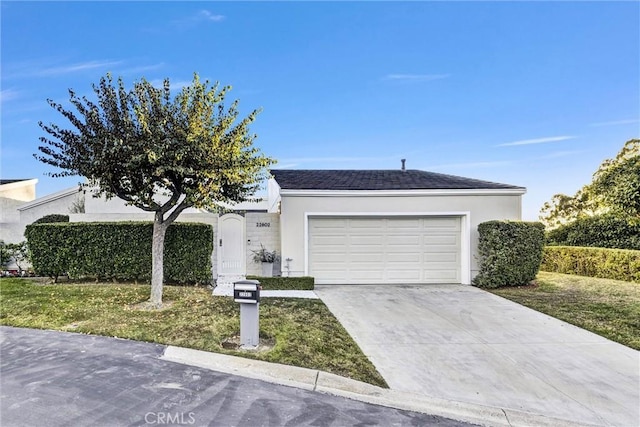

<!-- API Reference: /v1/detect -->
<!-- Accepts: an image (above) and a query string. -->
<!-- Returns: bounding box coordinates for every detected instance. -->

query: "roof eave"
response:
[18,186,81,211]
[278,188,527,196]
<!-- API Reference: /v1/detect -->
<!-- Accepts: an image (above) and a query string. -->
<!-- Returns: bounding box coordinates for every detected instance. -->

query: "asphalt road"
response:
[0,327,471,427]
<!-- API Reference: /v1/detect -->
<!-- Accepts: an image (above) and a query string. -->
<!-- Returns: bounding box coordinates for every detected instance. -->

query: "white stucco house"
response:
[2,166,525,285]
[268,168,525,285]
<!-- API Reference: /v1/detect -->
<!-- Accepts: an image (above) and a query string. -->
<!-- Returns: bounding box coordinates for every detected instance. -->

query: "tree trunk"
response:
[150,216,169,307]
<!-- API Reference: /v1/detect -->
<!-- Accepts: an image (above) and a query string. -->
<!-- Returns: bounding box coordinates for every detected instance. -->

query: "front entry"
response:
[218,214,245,275]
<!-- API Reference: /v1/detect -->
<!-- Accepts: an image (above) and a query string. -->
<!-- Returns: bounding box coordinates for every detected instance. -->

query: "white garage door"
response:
[309,216,461,284]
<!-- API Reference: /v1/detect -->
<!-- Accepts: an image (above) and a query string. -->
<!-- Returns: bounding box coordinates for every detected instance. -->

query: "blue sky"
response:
[1,1,638,220]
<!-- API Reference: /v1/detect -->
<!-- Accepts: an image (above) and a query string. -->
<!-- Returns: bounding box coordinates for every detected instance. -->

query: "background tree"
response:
[539,139,639,228]
[6,242,29,275]
[36,73,273,307]
[590,139,639,219]
[0,241,11,270]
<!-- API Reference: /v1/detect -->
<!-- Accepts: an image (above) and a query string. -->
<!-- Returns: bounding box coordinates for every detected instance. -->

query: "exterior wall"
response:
[85,191,203,215]
[279,193,523,282]
[1,188,79,244]
[244,213,281,276]
[19,192,81,227]
[0,180,37,244]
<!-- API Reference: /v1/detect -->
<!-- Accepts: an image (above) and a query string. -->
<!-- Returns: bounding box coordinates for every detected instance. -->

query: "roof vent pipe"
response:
[401,159,406,171]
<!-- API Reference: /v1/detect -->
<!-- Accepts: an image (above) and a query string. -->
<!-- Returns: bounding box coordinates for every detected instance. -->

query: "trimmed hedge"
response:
[473,221,545,288]
[546,214,640,250]
[246,276,315,290]
[25,222,213,284]
[32,214,69,224]
[541,246,640,283]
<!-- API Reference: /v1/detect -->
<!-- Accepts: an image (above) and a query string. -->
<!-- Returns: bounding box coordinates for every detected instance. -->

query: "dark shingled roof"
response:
[270,169,524,191]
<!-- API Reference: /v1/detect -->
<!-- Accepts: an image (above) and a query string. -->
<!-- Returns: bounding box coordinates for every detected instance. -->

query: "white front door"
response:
[218,214,245,275]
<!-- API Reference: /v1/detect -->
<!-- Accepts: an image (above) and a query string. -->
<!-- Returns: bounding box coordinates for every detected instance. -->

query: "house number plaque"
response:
[256,222,271,228]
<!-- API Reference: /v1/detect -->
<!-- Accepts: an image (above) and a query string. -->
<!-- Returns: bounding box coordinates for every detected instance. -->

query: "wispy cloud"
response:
[384,74,450,82]
[427,160,513,170]
[172,10,225,28]
[497,135,576,147]
[0,89,20,103]
[35,60,123,76]
[590,118,639,127]
[197,10,225,22]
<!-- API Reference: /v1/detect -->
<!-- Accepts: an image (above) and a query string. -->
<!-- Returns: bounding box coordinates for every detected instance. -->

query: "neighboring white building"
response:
[1,179,38,244]
[0,179,83,244]
[2,167,526,285]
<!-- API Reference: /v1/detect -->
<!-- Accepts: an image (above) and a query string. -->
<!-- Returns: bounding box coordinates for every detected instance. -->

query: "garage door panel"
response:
[424,270,460,281]
[350,235,384,245]
[423,217,461,228]
[350,270,385,281]
[313,253,348,263]
[424,253,458,262]
[387,235,420,245]
[350,253,385,263]
[387,253,421,262]
[309,216,462,285]
[387,219,422,229]
[386,269,422,280]
[349,218,385,228]
[423,235,459,245]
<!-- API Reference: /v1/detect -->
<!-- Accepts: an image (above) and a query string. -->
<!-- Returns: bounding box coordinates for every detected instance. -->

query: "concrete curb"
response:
[162,346,595,427]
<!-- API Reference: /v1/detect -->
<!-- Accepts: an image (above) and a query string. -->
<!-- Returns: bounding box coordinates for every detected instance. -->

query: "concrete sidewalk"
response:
[314,284,640,427]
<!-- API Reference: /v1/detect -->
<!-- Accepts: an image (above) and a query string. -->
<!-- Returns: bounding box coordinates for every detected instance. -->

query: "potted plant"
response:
[251,244,280,277]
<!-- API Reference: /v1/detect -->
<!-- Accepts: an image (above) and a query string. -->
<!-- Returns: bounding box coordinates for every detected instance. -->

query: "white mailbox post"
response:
[233,279,261,349]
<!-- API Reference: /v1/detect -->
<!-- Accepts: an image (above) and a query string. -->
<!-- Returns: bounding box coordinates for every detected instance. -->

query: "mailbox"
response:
[234,279,261,349]
[234,280,261,304]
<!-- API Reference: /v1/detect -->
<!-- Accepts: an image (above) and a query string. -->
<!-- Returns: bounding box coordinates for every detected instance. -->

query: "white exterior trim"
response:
[303,211,472,285]
[281,188,526,197]
[18,186,80,211]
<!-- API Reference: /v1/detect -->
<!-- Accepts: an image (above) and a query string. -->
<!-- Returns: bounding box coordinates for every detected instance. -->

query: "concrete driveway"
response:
[315,285,640,427]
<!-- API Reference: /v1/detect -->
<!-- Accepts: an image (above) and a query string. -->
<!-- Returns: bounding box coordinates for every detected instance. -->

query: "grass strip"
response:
[489,271,640,350]
[0,278,387,387]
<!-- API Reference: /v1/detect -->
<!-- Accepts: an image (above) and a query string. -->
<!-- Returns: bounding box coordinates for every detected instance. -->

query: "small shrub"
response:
[246,276,314,290]
[251,244,280,263]
[32,214,69,224]
[546,214,640,250]
[541,246,640,283]
[473,221,545,288]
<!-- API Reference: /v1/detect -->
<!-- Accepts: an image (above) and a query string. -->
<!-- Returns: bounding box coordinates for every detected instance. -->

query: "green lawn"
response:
[0,278,387,387]
[489,271,640,350]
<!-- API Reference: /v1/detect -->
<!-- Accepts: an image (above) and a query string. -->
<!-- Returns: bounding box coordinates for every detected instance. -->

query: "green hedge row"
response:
[33,214,69,224]
[473,221,545,288]
[25,222,213,284]
[541,246,640,283]
[546,214,640,250]
[245,276,315,290]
